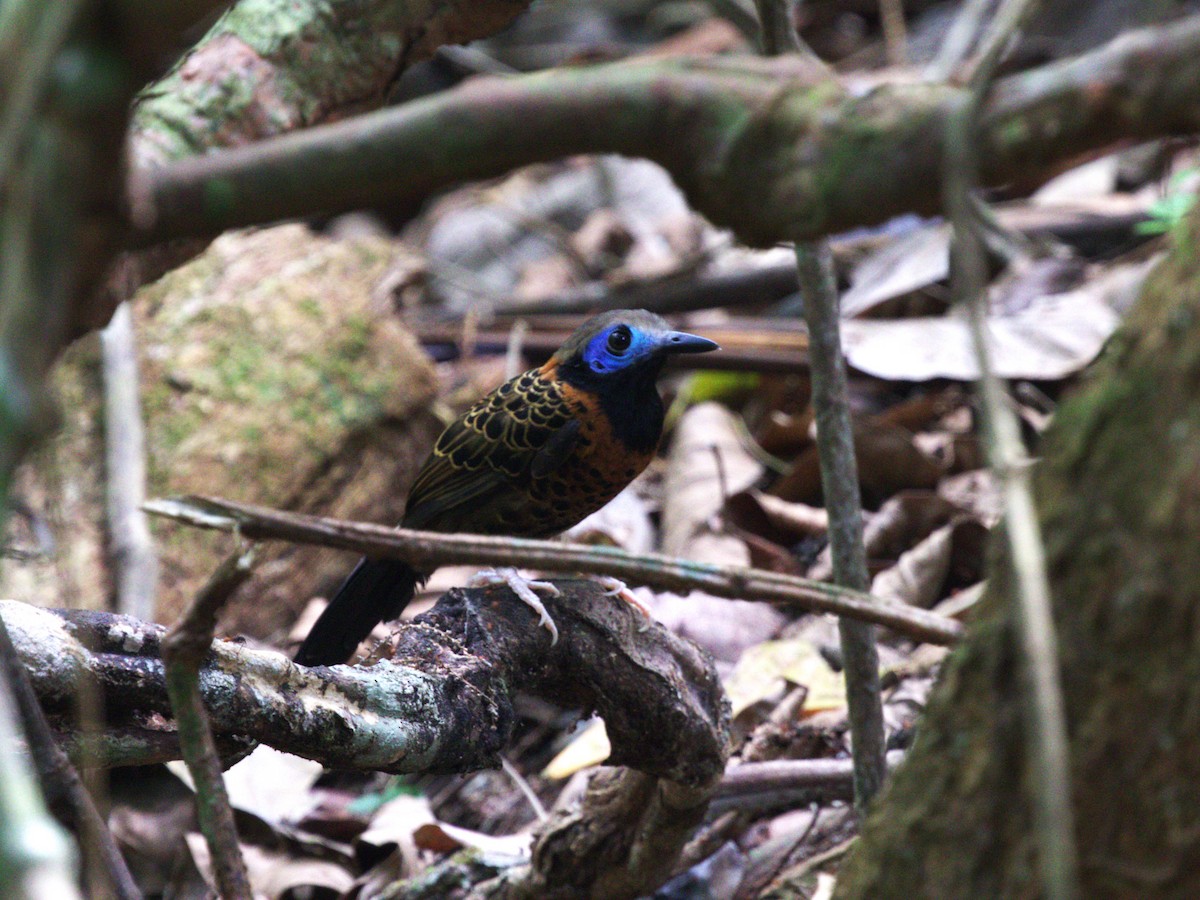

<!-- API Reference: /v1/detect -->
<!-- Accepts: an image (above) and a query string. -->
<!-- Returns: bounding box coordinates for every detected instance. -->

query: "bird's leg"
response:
[468,567,561,644]
[589,575,652,623]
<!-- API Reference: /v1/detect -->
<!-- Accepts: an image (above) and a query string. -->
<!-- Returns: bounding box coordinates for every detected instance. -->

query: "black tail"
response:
[295,558,424,666]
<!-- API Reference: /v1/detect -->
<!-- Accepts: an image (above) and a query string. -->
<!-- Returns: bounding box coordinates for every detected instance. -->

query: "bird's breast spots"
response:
[557,382,600,416]
[549,381,654,487]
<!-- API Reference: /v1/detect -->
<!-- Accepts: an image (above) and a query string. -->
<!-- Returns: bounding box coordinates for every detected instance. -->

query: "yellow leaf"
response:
[542,719,611,779]
[724,639,846,719]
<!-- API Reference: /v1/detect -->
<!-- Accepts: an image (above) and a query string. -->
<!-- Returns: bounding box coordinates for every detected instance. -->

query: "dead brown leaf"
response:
[842,257,1155,381]
[939,469,1003,527]
[772,421,942,509]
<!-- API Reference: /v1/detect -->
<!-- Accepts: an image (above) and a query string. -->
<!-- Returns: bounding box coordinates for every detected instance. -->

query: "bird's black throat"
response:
[557,358,666,454]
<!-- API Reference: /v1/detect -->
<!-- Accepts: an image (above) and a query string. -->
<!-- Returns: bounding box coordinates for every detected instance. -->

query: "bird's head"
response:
[550,309,719,389]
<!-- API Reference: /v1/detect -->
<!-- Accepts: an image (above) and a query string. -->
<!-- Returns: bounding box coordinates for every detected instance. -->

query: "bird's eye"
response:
[606,327,632,355]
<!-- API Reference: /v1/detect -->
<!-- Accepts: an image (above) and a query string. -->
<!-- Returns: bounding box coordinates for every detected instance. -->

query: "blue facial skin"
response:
[582,325,655,373]
[559,318,719,453]
[581,325,718,373]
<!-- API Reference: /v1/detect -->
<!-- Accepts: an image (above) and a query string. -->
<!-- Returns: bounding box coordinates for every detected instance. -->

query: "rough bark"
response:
[7,580,730,897]
[130,0,530,170]
[6,225,441,631]
[485,771,718,900]
[2,581,729,784]
[139,16,1200,250]
[834,199,1200,894]
[93,0,532,337]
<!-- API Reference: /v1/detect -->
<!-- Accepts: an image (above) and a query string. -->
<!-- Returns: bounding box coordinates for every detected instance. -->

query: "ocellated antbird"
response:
[295,309,718,666]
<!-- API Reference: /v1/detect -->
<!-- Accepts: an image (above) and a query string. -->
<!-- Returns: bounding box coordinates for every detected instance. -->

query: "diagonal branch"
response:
[143,495,965,646]
[161,552,256,900]
[97,0,534,337]
[942,0,1079,896]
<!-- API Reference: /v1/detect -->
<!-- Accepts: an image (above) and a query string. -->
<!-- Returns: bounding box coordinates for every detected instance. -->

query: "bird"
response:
[294,309,719,666]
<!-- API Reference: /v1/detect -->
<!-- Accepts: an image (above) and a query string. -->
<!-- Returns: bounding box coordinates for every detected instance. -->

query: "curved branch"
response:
[96,0,532,336]
[1,581,729,785]
[488,771,718,900]
[138,15,1200,249]
[129,0,532,171]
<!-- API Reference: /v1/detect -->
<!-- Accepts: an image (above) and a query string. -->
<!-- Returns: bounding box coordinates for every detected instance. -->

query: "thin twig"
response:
[676,809,746,873]
[717,752,904,801]
[755,0,803,55]
[143,495,965,646]
[941,0,1079,897]
[709,0,764,41]
[161,551,256,899]
[877,0,909,66]
[955,0,1036,86]
[927,0,998,81]
[0,615,140,899]
[766,836,857,893]
[760,0,887,811]
[746,800,823,893]
[101,302,158,622]
[794,243,887,809]
[754,0,830,65]
[501,756,548,822]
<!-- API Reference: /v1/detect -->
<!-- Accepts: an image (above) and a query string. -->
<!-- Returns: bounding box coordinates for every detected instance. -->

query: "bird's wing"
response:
[402,369,580,530]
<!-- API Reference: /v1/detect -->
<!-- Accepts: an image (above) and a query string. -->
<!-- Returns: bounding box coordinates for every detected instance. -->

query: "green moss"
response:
[133,225,436,596]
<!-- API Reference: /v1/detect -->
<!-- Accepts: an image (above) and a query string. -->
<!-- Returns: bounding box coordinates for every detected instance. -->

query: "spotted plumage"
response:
[295,309,718,666]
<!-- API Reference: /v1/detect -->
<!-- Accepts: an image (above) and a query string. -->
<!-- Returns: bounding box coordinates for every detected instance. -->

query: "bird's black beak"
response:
[660,331,720,355]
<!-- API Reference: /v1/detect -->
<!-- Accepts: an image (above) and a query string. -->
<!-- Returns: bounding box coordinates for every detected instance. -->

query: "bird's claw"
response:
[587,574,652,624]
[591,575,626,597]
[468,567,561,645]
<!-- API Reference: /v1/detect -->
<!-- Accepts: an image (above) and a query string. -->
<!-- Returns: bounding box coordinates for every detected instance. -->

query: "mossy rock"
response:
[4,225,440,636]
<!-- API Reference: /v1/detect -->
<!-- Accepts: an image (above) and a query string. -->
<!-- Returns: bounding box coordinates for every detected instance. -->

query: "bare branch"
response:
[101,302,157,621]
[942,0,1080,896]
[715,751,906,806]
[161,552,256,899]
[136,16,1200,250]
[99,0,534,336]
[795,243,886,807]
[144,495,965,646]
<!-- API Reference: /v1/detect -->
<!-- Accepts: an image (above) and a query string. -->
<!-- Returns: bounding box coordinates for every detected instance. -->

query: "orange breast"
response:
[509,379,656,535]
